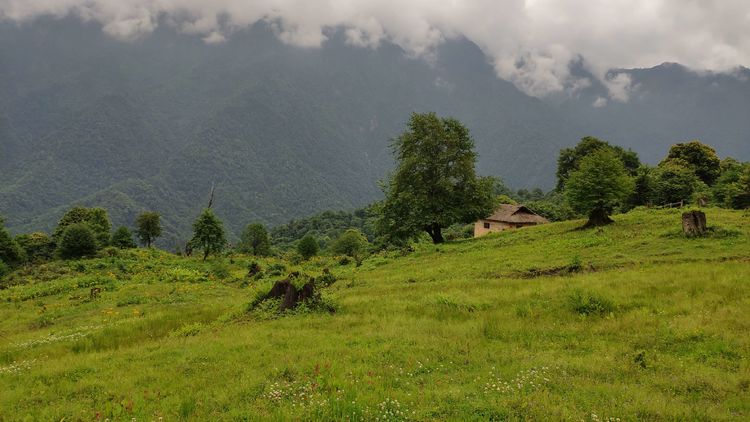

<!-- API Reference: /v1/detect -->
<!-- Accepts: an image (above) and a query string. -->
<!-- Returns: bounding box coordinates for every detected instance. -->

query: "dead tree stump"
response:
[682,210,707,237]
[266,279,317,311]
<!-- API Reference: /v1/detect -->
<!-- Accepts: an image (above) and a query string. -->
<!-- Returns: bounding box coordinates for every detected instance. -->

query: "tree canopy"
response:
[57,223,98,259]
[135,212,162,248]
[189,209,226,261]
[239,223,272,256]
[0,217,25,267]
[53,207,111,248]
[557,136,640,190]
[377,112,496,244]
[111,226,137,249]
[297,234,319,260]
[330,229,369,266]
[660,140,721,185]
[565,149,635,227]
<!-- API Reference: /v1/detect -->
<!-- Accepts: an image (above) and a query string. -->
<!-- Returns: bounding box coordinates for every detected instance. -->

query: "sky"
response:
[1,0,749,102]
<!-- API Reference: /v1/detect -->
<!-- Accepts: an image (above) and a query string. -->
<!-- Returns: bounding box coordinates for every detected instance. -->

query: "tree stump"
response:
[682,210,707,237]
[266,279,317,311]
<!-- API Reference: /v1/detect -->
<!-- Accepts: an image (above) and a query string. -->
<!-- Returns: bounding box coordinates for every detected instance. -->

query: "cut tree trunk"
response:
[682,210,707,237]
[583,208,614,228]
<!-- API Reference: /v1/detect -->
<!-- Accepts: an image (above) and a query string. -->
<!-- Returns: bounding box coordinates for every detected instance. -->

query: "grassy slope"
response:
[1,207,749,420]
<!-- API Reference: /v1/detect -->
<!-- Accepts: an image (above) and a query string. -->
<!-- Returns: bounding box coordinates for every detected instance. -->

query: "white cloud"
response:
[1,0,748,100]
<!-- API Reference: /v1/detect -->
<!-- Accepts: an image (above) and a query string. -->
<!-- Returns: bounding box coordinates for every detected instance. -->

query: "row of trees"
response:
[3,112,748,272]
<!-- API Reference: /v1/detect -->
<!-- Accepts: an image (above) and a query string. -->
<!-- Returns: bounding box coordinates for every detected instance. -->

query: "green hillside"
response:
[1,207,749,420]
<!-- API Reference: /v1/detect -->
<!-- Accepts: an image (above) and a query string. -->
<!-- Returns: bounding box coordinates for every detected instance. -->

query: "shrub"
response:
[297,234,319,260]
[267,263,286,277]
[57,224,98,259]
[239,223,272,256]
[0,219,25,267]
[330,229,369,265]
[568,290,615,316]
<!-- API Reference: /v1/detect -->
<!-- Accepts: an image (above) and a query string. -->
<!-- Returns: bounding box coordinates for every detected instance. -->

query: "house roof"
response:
[482,204,549,224]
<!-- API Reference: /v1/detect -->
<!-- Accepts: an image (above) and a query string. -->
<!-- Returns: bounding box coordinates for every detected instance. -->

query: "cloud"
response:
[1,0,748,100]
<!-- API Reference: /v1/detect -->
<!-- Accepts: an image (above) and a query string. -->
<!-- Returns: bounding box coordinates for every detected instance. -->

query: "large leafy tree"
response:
[15,232,55,263]
[57,223,97,259]
[331,229,369,266]
[53,207,111,248]
[0,217,25,267]
[557,136,640,190]
[377,112,496,244]
[565,149,635,227]
[239,223,272,256]
[111,226,137,249]
[189,209,226,261]
[660,140,721,185]
[135,211,162,248]
[297,234,319,260]
[652,162,701,205]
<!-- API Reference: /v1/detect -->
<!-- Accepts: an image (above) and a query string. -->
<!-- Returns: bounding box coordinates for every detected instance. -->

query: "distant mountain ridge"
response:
[1,18,748,244]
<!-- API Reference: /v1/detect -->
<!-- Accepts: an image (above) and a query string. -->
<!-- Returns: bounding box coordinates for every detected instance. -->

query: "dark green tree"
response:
[331,229,369,266]
[111,226,137,249]
[15,232,55,263]
[189,209,226,261]
[135,211,162,248]
[660,140,721,185]
[377,112,496,244]
[57,223,97,259]
[53,207,111,248]
[565,149,635,227]
[652,162,701,205]
[0,217,26,267]
[557,136,640,190]
[297,234,319,260]
[628,166,656,208]
[239,223,272,256]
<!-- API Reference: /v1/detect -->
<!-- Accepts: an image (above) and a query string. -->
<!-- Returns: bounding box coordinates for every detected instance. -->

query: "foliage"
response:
[57,223,98,259]
[564,149,635,226]
[660,140,721,185]
[52,207,111,249]
[712,159,750,209]
[135,212,162,248]
[330,229,369,266]
[524,192,579,222]
[556,136,640,190]
[271,207,379,251]
[15,232,55,263]
[189,209,227,261]
[652,161,701,205]
[238,223,272,256]
[297,234,319,260]
[111,226,137,249]
[377,112,496,244]
[0,217,25,267]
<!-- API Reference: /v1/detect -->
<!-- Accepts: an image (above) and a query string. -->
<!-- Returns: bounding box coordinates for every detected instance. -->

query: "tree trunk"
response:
[584,208,614,228]
[203,249,209,261]
[682,210,707,237]
[425,223,445,244]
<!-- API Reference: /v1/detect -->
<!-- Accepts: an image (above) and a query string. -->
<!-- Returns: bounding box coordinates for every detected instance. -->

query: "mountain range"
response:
[1,17,748,245]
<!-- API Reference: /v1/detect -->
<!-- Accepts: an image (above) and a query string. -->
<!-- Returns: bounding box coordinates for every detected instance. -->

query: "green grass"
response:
[1,207,749,420]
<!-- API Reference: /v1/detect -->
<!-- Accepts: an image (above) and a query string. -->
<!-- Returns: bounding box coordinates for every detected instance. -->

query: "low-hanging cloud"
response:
[2,0,749,101]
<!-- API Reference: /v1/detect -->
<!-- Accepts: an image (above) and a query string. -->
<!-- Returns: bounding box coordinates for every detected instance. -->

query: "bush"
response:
[0,220,25,267]
[57,223,98,259]
[297,234,319,260]
[330,229,369,265]
[568,290,615,317]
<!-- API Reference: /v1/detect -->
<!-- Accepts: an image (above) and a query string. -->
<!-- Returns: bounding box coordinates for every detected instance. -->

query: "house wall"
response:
[473,220,537,237]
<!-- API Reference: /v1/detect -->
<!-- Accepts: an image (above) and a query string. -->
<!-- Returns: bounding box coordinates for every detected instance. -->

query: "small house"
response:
[474,204,549,237]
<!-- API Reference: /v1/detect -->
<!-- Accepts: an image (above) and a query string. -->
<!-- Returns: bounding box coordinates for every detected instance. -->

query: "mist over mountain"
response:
[1,18,748,244]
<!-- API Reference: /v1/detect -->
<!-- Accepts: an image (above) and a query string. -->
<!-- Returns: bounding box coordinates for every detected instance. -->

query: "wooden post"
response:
[682,210,707,237]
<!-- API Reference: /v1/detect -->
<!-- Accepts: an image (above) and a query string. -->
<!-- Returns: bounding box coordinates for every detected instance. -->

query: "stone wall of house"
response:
[473,220,512,237]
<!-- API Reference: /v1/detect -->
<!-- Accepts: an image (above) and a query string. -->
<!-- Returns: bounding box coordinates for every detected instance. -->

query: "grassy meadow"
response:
[1,207,749,420]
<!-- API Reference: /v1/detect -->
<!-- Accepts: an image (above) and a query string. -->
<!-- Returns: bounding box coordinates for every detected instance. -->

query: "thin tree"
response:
[135,212,162,248]
[189,209,226,261]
